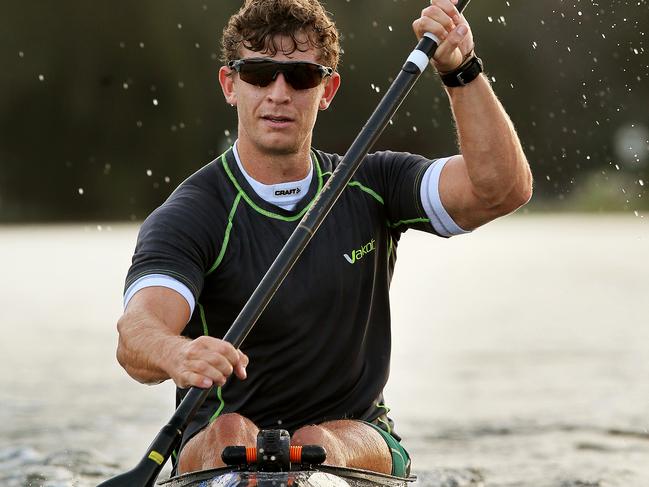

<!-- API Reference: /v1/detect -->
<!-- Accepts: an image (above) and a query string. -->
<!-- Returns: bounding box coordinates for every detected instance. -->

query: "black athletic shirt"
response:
[125,147,441,449]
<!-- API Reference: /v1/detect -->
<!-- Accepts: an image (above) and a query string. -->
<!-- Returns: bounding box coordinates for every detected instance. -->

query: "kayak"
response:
[157,429,415,486]
[157,428,416,486]
[159,464,416,486]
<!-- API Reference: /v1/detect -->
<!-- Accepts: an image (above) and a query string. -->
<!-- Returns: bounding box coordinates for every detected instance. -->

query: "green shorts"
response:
[362,420,411,477]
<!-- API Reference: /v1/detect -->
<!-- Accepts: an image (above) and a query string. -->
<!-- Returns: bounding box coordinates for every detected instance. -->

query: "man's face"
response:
[219,33,340,157]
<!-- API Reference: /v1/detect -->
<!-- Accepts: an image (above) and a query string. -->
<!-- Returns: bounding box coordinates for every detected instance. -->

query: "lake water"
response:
[1,215,648,486]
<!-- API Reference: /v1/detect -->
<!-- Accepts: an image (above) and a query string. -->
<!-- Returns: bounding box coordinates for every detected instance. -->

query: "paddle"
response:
[98,2,472,485]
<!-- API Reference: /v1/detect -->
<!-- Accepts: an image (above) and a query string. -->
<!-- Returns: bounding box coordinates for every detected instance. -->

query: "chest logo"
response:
[274,188,301,197]
[343,239,376,264]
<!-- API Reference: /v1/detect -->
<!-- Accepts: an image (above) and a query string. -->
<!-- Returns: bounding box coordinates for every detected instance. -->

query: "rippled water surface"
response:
[1,215,648,486]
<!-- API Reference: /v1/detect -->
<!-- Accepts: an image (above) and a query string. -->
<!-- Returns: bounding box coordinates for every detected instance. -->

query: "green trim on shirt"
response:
[207,193,242,276]
[388,217,430,228]
[322,171,386,206]
[221,150,323,222]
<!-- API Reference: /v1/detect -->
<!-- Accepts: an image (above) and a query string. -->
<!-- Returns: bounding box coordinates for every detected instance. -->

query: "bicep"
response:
[438,155,502,231]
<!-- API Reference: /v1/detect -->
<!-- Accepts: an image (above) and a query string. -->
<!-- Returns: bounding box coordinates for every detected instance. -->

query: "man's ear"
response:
[319,72,341,110]
[219,66,237,106]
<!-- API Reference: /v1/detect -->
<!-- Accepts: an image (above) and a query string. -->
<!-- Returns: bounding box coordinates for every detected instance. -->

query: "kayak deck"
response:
[159,465,416,486]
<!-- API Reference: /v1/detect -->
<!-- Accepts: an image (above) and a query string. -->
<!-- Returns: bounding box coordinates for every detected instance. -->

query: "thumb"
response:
[434,24,469,72]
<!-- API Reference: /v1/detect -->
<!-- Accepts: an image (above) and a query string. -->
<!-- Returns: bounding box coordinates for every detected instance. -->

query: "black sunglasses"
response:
[227,58,334,90]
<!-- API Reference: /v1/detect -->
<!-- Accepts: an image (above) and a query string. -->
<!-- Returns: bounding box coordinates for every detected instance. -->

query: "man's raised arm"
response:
[414,0,533,231]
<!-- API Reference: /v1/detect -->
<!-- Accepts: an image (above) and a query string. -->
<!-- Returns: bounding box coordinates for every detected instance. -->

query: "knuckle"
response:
[193,360,209,374]
[214,372,227,386]
[222,362,234,376]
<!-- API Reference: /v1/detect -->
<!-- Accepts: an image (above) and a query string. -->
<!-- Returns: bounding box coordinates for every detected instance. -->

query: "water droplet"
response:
[177,23,183,29]
[146,169,153,176]
[18,51,24,58]
[38,74,45,81]
[164,176,171,183]
[123,82,129,90]
[78,188,84,195]
[224,129,231,136]
[153,99,159,106]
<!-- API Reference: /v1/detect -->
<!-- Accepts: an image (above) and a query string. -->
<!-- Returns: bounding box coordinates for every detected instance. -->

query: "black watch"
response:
[440,55,484,87]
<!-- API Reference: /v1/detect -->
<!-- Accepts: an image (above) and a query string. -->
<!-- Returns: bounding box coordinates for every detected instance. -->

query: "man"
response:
[116,0,532,478]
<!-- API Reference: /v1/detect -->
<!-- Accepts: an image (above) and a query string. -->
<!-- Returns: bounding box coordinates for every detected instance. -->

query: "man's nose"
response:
[266,72,292,101]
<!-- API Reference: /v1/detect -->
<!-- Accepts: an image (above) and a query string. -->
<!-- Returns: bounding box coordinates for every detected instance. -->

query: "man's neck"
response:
[235,137,312,184]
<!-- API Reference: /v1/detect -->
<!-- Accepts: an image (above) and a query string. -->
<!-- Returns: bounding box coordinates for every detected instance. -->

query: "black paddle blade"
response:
[97,449,167,487]
[97,464,158,487]
[97,418,184,487]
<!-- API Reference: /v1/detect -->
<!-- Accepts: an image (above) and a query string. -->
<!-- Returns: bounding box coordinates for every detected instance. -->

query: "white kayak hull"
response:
[159,465,416,487]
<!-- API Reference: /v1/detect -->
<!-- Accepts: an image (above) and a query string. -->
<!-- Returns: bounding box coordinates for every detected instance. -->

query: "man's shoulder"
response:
[145,155,237,228]
[172,156,229,197]
[314,149,434,172]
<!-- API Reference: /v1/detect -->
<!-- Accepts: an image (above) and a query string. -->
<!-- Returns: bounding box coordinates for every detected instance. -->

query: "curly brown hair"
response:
[221,0,340,70]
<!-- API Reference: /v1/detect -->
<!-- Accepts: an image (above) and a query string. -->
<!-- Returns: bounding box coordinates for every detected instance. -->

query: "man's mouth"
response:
[262,115,293,123]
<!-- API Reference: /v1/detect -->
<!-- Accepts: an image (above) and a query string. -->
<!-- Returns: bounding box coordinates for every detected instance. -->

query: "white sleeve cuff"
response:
[123,274,196,315]
[420,157,471,237]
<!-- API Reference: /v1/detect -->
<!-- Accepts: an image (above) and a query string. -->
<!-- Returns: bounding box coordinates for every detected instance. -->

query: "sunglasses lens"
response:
[237,61,325,90]
[238,63,277,87]
[285,64,321,90]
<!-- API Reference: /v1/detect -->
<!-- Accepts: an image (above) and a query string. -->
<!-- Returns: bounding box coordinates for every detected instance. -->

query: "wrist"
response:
[439,53,484,87]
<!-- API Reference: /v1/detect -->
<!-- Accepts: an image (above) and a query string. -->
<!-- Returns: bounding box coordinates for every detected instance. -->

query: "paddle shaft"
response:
[98,2,472,485]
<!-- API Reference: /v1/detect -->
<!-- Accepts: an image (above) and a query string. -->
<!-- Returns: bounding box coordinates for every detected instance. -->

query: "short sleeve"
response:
[356,150,437,235]
[124,186,221,301]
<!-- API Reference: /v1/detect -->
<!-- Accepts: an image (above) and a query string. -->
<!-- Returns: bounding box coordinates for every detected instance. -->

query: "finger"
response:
[425,0,461,24]
[413,10,453,41]
[208,353,235,378]
[422,5,457,33]
[235,363,247,380]
[234,350,248,380]
[177,370,219,389]
[238,350,250,367]
[434,23,470,64]
[211,340,241,367]
[189,358,230,386]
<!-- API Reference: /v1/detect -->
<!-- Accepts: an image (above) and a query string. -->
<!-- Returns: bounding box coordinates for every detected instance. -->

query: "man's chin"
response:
[257,137,303,156]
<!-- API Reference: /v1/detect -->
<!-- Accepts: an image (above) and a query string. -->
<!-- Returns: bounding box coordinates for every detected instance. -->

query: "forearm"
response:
[446,74,532,208]
[116,311,188,384]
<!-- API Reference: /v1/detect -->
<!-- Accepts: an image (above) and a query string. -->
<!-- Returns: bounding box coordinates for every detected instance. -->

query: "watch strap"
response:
[440,55,484,87]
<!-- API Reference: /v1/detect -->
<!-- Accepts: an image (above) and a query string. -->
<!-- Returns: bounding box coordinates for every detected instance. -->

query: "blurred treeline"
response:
[1,0,647,222]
